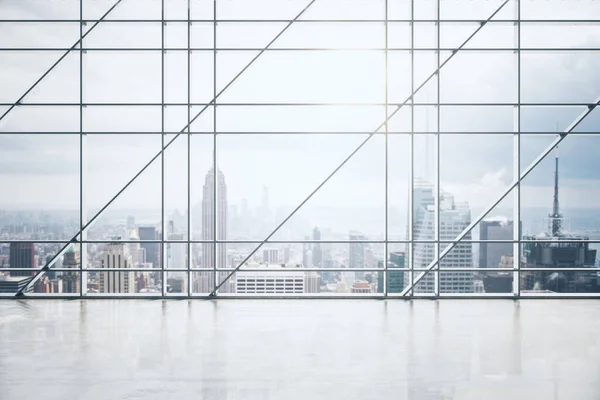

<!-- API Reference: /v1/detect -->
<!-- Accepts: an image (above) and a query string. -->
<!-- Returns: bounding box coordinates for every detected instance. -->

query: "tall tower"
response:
[549,155,563,237]
[201,168,231,292]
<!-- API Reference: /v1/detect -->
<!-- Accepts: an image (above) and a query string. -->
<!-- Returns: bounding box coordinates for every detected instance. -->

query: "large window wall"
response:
[1,0,599,298]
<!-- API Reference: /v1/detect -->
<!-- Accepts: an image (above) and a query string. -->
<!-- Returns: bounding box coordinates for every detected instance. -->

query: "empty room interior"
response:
[1,0,600,399]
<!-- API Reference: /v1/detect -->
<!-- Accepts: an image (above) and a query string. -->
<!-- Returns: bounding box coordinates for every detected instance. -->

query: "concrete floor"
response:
[1,300,599,400]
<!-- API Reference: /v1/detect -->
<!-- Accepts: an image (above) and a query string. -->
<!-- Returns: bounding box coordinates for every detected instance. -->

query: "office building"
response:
[349,231,367,269]
[302,236,311,269]
[236,263,306,294]
[99,241,135,294]
[167,233,186,279]
[61,249,81,294]
[263,248,279,264]
[312,227,322,267]
[0,275,32,293]
[138,226,159,268]
[479,219,514,269]
[351,280,373,294]
[9,242,35,277]
[377,251,406,293]
[407,183,474,293]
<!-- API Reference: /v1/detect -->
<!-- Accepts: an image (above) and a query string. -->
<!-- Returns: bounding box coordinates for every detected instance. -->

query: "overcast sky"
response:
[0,0,599,227]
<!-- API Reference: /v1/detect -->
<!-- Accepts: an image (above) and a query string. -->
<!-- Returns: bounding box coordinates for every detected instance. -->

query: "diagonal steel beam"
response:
[400,98,600,296]
[0,0,124,123]
[16,0,317,296]
[209,0,512,296]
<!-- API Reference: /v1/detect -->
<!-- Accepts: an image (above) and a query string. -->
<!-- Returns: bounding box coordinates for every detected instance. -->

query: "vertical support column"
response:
[79,0,87,297]
[407,0,415,298]
[513,0,521,297]
[383,0,389,297]
[161,0,167,296]
[434,0,441,297]
[212,0,218,294]
[187,0,193,297]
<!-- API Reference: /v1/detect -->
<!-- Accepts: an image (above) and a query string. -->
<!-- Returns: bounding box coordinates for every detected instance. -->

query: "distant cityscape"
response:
[1,156,600,295]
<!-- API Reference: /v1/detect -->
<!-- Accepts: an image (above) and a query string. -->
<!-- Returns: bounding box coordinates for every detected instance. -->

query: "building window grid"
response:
[1,0,599,298]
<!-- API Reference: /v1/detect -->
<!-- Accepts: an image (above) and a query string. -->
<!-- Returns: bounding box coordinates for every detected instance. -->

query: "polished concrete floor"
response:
[1,300,599,400]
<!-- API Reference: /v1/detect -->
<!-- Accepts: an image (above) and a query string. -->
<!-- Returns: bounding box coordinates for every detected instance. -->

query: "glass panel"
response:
[388,23,411,49]
[440,22,516,49]
[521,0,600,21]
[165,52,188,104]
[98,0,162,20]
[388,133,411,243]
[522,23,600,49]
[440,106,514,133]
[2,0,79,20]
[276,23,384,49]
[300,0,385,20]
[0,23,80,48]
[165,134,189,234]
[218,51,385,103]
[217,134,385,241]
[83,51,162,103]
[440,51,517,104]
[84,134,161,240]
[521,134,600,239]
[83,22,161,48]
[0,51,79,103]
[388,0,411,20]
[440,0,516,21]
[521,52,600,104]
[165,22,211,49]
[190,134,215,241]
[0,135,79,233]
[520,106,587,134]
[217,0,313,20]
[216,105,383,133]
[441,134,514,240]
[83,106,161,133]
[190,52,214,105]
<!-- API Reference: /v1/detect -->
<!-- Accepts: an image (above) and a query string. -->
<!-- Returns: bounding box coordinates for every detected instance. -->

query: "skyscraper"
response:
[349,231,367,269]
[9,242,35,277]
[263,248,279,264]
[99,241,135,294]
[167,233,186,279]
[200,168,232,293]
[61,249,81,294]
[302,236,311,268]
[312,227,322,267]
[408,183,474,293]
[479,219,514,269]
[138,226,159,268]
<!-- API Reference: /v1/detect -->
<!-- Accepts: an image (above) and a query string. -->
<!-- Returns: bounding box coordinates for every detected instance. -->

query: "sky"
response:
[0,0,600,231]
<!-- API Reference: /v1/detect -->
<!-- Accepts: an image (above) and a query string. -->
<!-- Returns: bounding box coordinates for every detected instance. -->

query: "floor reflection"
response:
[1,300,599,400]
